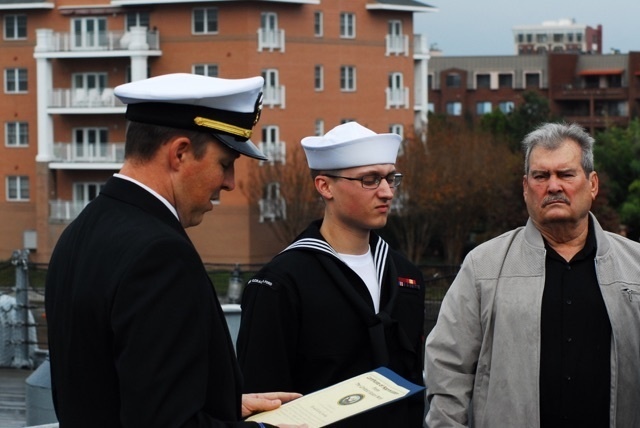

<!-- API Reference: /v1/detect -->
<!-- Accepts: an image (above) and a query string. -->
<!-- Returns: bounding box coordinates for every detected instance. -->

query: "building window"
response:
[476,101,492,115]
[498,101,514,113]
[340,66,356,91]
[314,65,324,91]
[7,176,29,201]
[525,72,540,88]
[262,69,285,108]
[315,119,324,136]
[259,182,286,222]
[6,122,28,147]
[4,14,26,40]
[445,73,461,88]
[427,102,434,113]
[476,74,490,89]
[193,7,218,34]
[73,128,109,160]
[536,33,547,43]
[5,68,27,93]
[340,12,355,38]
[390,124,404,139]
[126,12,150,30]
[72,17,107,49]
[498,73,513,88]
[72,72,107,105]
[314,11,323,37]
[259,125,285,164]
[446,101,462,116]
[74,182,104,206]
[193,64,218,77]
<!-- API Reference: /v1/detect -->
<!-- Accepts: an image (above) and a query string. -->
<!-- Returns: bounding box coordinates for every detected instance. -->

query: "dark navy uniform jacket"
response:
[237,220,426,427]
[46,176,268,428]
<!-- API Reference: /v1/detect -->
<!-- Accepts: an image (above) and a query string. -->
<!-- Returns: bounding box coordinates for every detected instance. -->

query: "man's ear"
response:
[315,175,333,200]
[168,136,191,170]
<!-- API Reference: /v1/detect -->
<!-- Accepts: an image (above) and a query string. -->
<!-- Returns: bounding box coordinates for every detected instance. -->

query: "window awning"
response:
[579,69,624,76]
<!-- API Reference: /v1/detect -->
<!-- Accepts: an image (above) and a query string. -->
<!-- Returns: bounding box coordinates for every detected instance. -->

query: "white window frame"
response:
[71,17,107,49]
[73,127,109,160]
[193,7,218,34]
[4,14,26,40]
[315,119,324,136]
[193,64,218,77]
[499,101,515,114]
[259,182,286,222]
[476,101,492,115]
[6,175,29,201]
[125,12,150,31]
[314,11,323,37]
[340,12,355,39]
[390,124,404,139]
[446,101,462,116]
[5,68,27,93]
[314,65,324,91]
[73,182,104,206]
[340,66,356,92]
[6,122,28,147]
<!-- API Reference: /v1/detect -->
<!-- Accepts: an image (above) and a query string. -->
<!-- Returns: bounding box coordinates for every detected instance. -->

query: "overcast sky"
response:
[413,0,640,56]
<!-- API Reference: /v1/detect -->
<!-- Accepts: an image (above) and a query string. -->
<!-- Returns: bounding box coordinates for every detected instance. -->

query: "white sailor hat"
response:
[301,122,401,170]
[114,73,267,160]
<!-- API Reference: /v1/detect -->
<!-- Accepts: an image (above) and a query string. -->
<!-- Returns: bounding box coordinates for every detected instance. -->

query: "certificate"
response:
[246,367,424,427]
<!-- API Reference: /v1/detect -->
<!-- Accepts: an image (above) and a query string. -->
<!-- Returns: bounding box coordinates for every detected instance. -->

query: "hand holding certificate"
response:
[246,367,424,427]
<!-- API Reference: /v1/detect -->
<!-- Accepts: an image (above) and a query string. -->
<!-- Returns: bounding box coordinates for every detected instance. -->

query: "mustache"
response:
[542,194,570,207]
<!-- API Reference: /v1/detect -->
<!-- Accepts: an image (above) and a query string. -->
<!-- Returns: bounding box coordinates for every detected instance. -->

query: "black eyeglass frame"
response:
[322,172,403,189]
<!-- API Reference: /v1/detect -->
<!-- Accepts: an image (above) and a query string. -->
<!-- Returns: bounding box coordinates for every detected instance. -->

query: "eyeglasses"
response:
[322,173,403,189]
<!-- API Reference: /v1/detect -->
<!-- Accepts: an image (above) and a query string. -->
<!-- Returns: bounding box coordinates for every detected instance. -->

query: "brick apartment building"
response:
[428,51,640,134]
[0,0,435,265]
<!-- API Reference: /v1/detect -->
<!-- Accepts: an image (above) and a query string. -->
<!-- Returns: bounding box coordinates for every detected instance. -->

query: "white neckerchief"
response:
[113,173,179,220]
[339,247,380,313]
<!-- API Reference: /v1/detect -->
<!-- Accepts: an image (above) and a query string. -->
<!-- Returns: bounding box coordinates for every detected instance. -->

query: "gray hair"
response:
[522,122,595,175]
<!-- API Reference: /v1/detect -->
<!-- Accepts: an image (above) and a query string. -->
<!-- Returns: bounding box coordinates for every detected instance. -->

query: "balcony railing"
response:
[413,34,429,56]
[49,88,125,109]
[386,87,409,109]
[257,28,285,52]
[49,200,87,221]
[258,141,286,164]
[386,34,409,56]
[263,85,285,108]
[35,27,159,53]
[258,197,286,222]
[552,84,628,99]
[52,143,125,163]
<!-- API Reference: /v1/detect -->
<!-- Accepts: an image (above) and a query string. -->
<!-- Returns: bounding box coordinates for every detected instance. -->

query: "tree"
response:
[389,118,525,265]
[244,146,324,246]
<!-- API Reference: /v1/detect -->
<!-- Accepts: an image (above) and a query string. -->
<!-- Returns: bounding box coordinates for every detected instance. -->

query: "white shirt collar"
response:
[113,173,179,220]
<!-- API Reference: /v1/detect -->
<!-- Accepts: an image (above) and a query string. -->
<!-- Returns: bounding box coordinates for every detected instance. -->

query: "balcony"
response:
[48,88,125,113]
[386,87,409,109]
[263,85,286,108]
[52,142,124,163]
[34,27,160,58]
[257,28,285,52]
[413,34,430,57]
[552,84,628,100]
[386,34,408,56]
[49,200,86,221]
[259,141,286,165]
[258,197,286,222]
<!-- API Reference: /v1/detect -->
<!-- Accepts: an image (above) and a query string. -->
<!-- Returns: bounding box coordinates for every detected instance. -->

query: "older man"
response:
[425,122,640,427]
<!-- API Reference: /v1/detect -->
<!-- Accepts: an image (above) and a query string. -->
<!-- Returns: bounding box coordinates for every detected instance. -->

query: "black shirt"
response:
[540,219,612,427]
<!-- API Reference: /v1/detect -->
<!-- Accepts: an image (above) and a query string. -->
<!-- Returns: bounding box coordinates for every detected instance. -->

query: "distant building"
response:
[513,19,603,55]
[428,51,640,134]
[0,0,436,265]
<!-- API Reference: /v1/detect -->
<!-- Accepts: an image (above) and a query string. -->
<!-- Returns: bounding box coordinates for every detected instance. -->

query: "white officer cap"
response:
[301,122,401,170]
[114,73,267,160]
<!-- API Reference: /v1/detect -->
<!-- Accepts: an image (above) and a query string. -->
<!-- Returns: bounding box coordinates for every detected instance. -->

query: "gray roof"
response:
[368,0,437,12]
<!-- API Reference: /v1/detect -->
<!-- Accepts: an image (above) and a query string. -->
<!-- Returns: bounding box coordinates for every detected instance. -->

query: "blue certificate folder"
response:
[373,366,425,398]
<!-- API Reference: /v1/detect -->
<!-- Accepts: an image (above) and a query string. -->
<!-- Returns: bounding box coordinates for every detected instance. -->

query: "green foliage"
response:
[480,91,556,152]
[593,119,640,238]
